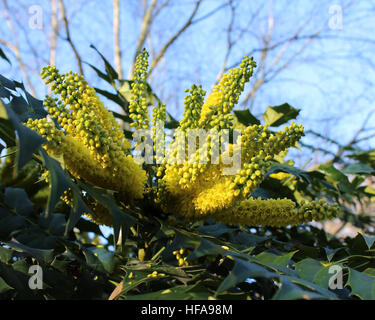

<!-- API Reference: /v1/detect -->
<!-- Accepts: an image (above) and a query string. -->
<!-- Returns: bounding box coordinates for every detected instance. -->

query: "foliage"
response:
[0,47,375,300]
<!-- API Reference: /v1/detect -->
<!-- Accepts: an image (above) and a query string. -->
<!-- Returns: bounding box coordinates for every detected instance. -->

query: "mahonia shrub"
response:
[25,49,339,228]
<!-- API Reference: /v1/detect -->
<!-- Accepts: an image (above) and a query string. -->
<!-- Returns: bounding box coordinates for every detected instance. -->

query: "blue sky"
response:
[1,0,375,165]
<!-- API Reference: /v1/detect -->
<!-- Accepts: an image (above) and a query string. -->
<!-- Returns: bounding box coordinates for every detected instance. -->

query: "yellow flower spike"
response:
[199,56,256,129]
[27,65,148,225]
[129,49,150,130]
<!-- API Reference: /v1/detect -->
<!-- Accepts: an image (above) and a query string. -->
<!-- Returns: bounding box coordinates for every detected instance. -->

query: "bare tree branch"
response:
[129,0,158,77]
[49,0,59,66]
[1,0,36,95]
[58,0,84,75]
[331,107,375,163]
[148,0,202,76]
[113,0,123,78]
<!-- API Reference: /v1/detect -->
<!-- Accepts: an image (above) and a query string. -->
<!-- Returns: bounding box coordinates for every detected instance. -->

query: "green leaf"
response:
[267,163,312,184]
[37,213,66,236]
[233,109,260,126]
[0,276,13,294]
[0,47,11,65]
[272,277,327,300]
[123,282,212,300]
[263,103,300,127]
[40,149,72,216]
[110,110,132,123]
[0,261,38,298]
[4,188,33,216]
[197,223,236,238]
[324,247,343,262]
[358,233,375,250]
[0,74,16,90]
[0,117,16,147]
[77,181,135,245]
[94,87,129,113]
[1,102,44,169]
[0,247,12,263]
[217,258,277,294]
[256,251,297,268]
[347,268,375,300]
[89,247,115,273]
[318,164,353,193]
[231,232,269,247]
[165,112,179,129]
[187,239,226,261]
[86,63,112,83]
[40,149,90,232]
[119,80,156,107]
[294,258,333,288]
[90,44,118,83]
[342,163,375,175]
[0,215,27,238]
[5,240,54,264]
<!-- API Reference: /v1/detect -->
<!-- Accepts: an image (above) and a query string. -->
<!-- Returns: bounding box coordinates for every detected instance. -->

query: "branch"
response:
[148,0,202,76]
[49,0,59,66]
[331,107,375,164]
[1,0,36,95]
[215,0,235,83]
[58,0,84,75]
[113,0,123,78]
[129,0,158,77]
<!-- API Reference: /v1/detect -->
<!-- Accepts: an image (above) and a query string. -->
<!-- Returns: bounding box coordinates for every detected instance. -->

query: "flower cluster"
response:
[214,197,339,227]
[172,248,189,267]
[129,49,150,130]
[199,56,255,130]
[30,50,339,228]
[26,66,147,224]
[152,55,338,226]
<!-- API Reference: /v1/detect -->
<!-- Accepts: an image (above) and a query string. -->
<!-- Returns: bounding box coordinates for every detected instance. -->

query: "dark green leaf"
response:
[0,247,12,263]
[0,276,13,294]
[234,109,260,126]
[342,163,375,175]
[256,251,297,268]
[318,164,353,193]
[89,247,114,273]
[1,101,44,169]
[0,47,11,65]
[217,258,277,293]
[197,223,236,237]
[0,74,16,91]
[4,188,33,216]
[272,277,327,300]
[294,258,332,288]
[263,103,300,127]
[90,44,118,82]
[347,268,375,300]
[5,240,54,264]
[77,181,135,245]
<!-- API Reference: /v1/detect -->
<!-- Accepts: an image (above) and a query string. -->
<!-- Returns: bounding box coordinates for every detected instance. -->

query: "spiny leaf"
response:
[0,47,11,65]
[1,101,44,169]
[263,103,300,127]
[234,109,260,126]
[217,258,277,294]
[347,268,375,300]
